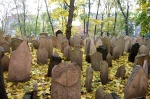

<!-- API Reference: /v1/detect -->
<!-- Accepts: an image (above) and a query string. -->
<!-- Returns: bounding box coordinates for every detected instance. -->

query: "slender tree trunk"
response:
[84,19,86,34]
[113,9,117,32]
[44,0,54,35]
[65,0,75,40]
[94,0,100,35]
[22,0,26,36]
[42,20,45,32]
[101,14,104,36]
[86,0,91,34]
[14,0,22,35]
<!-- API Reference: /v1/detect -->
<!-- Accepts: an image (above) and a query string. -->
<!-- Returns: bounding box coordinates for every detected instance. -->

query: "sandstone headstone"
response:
[51,62,81,99]
[2,42,10,53]
[47,55,62,77]
[106,53,112,67]
[1,55,9,71]
[56,34,64,50]
[52,36,57,48]
[128,43,140,62]
[85,67,93,92]
[8,41,32,82]
[103,93,113,99]
[124,65,148,99]
[115,65,126,79]
[115,36,125,55]
[39,37,53,58]
[113,47,121,60]
[4,35,11,43]
[70,49,83,70]
[63,45,71,61]
[0,30,3,42]
[97,45,108,60]
[84,38,90,55]
[124,39,131,52]
[146,39,150,50]
[100,61,109,85]
[0,46,4,60]
[95,38,103,48]
[40,32,48,37]
[95,86,105,99]
[111,92,120,99]
[138,45,149,55]
[89,37,96,55]
[36,47,48,64]
[30,40,39,49]
[73,35,81,47]
[11,38,23,51]
[91,52,103,71]
[143,60,148,77]
[61,40,69,52]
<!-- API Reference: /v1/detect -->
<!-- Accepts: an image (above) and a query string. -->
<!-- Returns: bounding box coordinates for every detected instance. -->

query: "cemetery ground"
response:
[3,47,150,99]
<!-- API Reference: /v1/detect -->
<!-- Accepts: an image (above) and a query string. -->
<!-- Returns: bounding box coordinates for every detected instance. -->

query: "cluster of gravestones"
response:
[0,29,149,99]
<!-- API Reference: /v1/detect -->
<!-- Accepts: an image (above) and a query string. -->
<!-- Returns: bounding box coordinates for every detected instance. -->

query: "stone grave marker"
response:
[70,49,83,70]
[143,60,148,77]
[73,35,81,47]
[8,41,32,82]
[36,47,48,64]
[103,93,113,99]
[1,55,9,72]
[4,35,11,43]
[124,39,131,52]
[138,45,149,55]
[113,47,121,60]
[0,30,3,42]
[128,43,140,62]
[100,61,109,85]
[85,67,93,92]
[97,45,108,60]
[39,32,48,37]
[63,45,71,61]
[51,62,81,99]
[95,86,105,99]
[11,38,23,51]
[106,53,112,67]
[146,39,150,50]
[116,36,125,55]
[47,54,62,77]
[56,34,64,50]
[137,37,146,46]
[124,65,148,99]
[95,38,103,48]
[84,38,91,55]
[0,46,4,60]
[91,52,103,71]
[2,42,10,53]
[89,37,96,55]
[39,37,53,58]
[61,39,69,53]
[115,65,126,79]
[30,40,39,49]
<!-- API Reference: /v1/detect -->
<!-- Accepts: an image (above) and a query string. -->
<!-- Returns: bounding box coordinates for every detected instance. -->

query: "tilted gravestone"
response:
[95,86,105,99]
[2,42,10,53]
[39,37,53,58]
[89,37,96,55]
[1,55,10,72]
[8,41,32,82]
[47,55,62,77]
[128,43,140,62]
[51,62,81,99]
[134,54,150,73]
[11,38,23,51]
[124,65,148,99]
[115,65,126,79]
[85,67,93,92]
[36,47,48,64]
[91,52,103,71]
[113,47,121,60]
[95,38,103,48]
[138,45,149,55]
[106,53,112,67]
[103,93,113,99]
[124,39,131,52]
[30,40,39,49]
[70,49,83,70]
[39,32,48,37]
[63,45,71,61]
[84,38,91,55]
[143,60,148,77]
[56,34,64,50]
[97,45,108,60]
[100,61,109,85]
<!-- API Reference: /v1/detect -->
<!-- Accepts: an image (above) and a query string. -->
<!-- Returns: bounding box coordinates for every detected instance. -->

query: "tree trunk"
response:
[84,19,86,34]
[44,0,54,35]
[86,0,91,34]
[65,0,75,40]
[22,0,26,36]
[113,9,117,32]
[94,0,100,35]
[101,14,104,36]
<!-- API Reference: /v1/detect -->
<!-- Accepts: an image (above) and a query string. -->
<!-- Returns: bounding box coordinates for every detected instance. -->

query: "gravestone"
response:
[95,38,103,48]
[102,36,112,54]
[146,39,150,50]
[73,35,81,47]
[84,38,91,55]
[4,35,11,43]
[40,32,48,37]
[113,47,121,60]
[0,47,4,60]
[69,37,74,47]
[124,65,148,99]
[134,54,150,73]
[56,34,64,50]
[63,45,71,61]
[85,54,91,63]
[91,52,103,71]
[2,42,10,53]
[39,37,53,58]
[8,41,32,82]
[11,38,23,51]
[103,93,113,99]
[111,92,120,99]
[51,62,81,99]
[115,36,125,55]
[100,61,109,85]
[47,55,62,77]
[97,45,108,60]
[70,49,83,70]
[143,60,148,77]
[61,40,69,53]
[115,65,126,79]
[89,37,96,55]
[55,30,63,37]
[85,67,93,92]
[106,53,112,67]
[124,39,131,52]
[128,43,140,62]
[36,47,48,64]
[95,86,105,99]
[1,55,10,71]
[137,37,146,46]
[52,36,57,48]
[138,45,149,55]
[0,30,3,42]
[30,40,39,49]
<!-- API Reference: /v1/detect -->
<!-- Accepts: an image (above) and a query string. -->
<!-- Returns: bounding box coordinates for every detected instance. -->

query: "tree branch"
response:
[117,0,126,18]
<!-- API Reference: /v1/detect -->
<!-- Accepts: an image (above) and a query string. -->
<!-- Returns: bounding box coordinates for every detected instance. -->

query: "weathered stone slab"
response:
[2,42,10,53]
[106,53,112,67]
[124,65,148,99]
[85,67,93,92]
[11,38,23,51]
[70,49,83,70]
[95,86,105,99]
[113,47,121,60]
[30,40,39,49]
[51,62,81,99]
[143,60,148,77]
[97,45,108,60]
[8,41,32,82]
[84,38,90,55]
[115,65,126,79]
[36,47,48,64]
[91,52,103,71]
[63,45,71,61]
[40,32,48,37]
[1,55,9,72]
[0,46,4,60]
[138,45,149,55]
